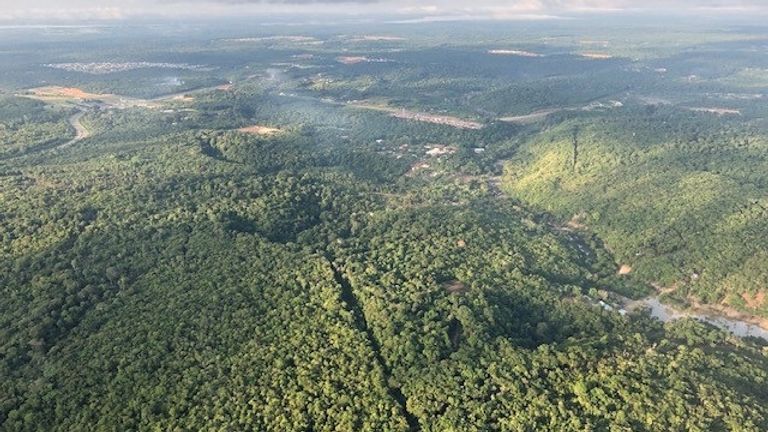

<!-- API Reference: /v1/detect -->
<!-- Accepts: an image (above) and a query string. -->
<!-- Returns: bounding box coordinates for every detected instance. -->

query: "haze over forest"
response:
[1,1,768,431]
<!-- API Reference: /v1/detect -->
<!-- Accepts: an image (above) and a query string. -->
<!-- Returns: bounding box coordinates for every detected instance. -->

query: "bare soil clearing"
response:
[406,162,431,176]
[488,49,543,57]
[226,36,316,43]
[425,145,457,156]
[336,56,392,65]
[23,84,227,109]
[579,52,614,59]
[27,86,101,100]
[351,35,405,42]
[580,40,610,47]
[565,213,587,230]
[443,280,468,295]
[618,265,632,275]
[499,109,562,124]
[349,101,483,130]
[237,125,282,135]
[691,298,768,333]
[499,99,624,124]
[337,56,368,65]
[742,291,766,309]
[22,86,163,109]
[391,110,483,129]
[686,107,742,116]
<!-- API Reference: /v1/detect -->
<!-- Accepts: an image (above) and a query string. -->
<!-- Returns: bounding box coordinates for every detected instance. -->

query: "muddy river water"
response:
[631,297,768,341]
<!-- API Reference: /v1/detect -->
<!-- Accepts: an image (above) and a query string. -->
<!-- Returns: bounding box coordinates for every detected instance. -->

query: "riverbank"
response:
[621,295,768,341]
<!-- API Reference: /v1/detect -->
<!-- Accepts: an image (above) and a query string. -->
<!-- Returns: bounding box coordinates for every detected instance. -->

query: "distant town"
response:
[44,62,213,74]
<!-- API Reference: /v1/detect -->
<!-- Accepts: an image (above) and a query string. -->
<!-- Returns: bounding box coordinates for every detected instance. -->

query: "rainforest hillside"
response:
[1,19,768,431]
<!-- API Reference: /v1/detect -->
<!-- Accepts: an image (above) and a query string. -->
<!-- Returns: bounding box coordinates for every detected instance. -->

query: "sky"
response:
[0,0,766,23]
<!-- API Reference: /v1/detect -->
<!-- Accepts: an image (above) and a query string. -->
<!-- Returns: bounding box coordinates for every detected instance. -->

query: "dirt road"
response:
[58,110,90,150]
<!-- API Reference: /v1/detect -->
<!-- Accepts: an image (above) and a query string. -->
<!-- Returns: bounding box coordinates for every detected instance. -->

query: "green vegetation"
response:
[2,18,768,431]
[503,107,768,315]
[0,97,72,158]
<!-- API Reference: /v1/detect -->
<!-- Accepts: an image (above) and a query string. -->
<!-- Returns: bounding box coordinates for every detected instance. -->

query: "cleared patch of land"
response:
[349,101,484,129]
[277,92,483,129]
[443,280,468,295]
[44,62,211,75]
[742,291,766,310]
[237,125,282,135]
[565,213,587,230]
[27,86,101,100]
[618,265,632,275]
[579,52,613,59]
[579,40,610,47]
[616,293,768,338]
[499,109,561,124]
[336,56,392,65]
[21,84,225,109]
[499,100,624,124]
[350,35,405,42]
[225,36,316,43]
[21,86,162,109]
[425,145,457,156]
[686,107,742,116]
[488,49,543,57]
[391,110,483,129]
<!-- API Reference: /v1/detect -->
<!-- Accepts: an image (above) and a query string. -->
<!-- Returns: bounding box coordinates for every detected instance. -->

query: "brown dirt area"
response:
[618,265,632,275]
[22,86,163,109]
[337,56,370,65]
[349,101,483,130]
[692,297,768,330]
[580,52,613,59]
[443,280,468,295]
[237,125,282,135]
[741,291,766,309]
[27,86,105,100]
[653,284,768,331]
[565,213,587,230]
[651,283,679,295]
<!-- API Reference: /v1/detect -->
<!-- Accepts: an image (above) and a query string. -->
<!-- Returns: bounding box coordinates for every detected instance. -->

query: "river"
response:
[627,296,768,341]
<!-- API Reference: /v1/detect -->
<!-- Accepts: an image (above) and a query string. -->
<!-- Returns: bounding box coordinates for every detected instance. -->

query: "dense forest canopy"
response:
[1,17,768,431]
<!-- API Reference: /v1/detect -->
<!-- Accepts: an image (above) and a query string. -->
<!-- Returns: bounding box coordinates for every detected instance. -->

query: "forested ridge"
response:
[503,106,768,315]
[2,20,768,431]
[3,92,768,431]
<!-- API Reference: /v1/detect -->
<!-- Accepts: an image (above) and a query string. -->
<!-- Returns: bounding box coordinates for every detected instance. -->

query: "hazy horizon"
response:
[1,0,767,23]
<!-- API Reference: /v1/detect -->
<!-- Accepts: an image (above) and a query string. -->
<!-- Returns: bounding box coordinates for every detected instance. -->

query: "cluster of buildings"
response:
[44,62,212,75]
